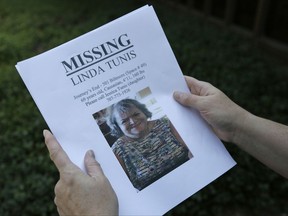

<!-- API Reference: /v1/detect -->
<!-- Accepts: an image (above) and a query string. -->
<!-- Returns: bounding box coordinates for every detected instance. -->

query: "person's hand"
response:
[173,76,248,143]
[43,130,118,216]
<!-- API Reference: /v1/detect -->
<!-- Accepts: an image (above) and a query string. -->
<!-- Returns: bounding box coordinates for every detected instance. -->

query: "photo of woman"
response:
[104,98,193,191]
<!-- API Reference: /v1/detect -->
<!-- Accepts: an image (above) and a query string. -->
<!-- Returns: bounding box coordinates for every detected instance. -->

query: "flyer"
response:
[16,5,236,215]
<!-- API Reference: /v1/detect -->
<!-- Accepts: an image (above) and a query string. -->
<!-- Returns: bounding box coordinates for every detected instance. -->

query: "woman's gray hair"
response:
[106,98,152,137]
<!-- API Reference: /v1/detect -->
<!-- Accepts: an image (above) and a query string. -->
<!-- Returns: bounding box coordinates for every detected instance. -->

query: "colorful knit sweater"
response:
[112,117,190,191]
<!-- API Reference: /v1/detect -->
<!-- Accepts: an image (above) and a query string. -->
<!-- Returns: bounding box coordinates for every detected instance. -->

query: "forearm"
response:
[232,111,288,178]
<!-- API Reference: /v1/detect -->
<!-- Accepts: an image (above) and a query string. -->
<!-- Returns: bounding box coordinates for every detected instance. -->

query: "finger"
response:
[54,194,63,215]
[56,206,65,216]
[173,91,201,109]
[43,129,73,172]
[184,76,214,96]
[84,150,105,178]
[54,196,58,207]
[184,76,202,95]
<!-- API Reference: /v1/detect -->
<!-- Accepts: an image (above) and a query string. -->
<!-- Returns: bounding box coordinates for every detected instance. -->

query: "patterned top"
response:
[112,117,190,191]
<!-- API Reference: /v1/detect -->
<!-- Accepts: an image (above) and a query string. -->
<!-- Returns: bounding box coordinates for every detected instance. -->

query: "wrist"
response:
[230,107,253,145]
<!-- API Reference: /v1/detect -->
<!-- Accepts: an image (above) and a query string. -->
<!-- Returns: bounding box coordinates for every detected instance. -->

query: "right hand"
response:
[43,130,119,216]
[173,76,248,143]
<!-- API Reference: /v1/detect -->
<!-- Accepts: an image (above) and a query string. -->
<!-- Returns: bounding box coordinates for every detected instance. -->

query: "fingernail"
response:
[88,150,95,158]
[173,91,181,100]
[43,129,47,137]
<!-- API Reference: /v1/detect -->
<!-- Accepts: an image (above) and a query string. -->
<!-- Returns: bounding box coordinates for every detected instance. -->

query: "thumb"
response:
[84,150,105,178]
[173,91,201,110]
[43,129,75,173]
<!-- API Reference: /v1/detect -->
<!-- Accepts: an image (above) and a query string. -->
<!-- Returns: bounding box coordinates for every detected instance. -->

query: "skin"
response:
[113,105,150,139]
[43,130,118,216]
[173,76,288,179]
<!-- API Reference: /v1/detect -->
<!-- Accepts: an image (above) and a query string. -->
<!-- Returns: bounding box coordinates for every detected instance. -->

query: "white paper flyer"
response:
[16,5,236,215]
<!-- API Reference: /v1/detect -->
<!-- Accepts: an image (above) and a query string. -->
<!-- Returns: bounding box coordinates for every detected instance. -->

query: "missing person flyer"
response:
[16,5,236,215]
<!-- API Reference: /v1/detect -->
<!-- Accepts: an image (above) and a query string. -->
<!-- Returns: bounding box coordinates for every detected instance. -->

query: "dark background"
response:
[0,0,287,215]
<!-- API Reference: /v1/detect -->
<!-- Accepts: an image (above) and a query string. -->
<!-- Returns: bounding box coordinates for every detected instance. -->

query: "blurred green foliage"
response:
[0,0,287,215]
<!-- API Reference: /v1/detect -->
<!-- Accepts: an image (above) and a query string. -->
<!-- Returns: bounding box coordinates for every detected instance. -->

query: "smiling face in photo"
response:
[114,105,148,139]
